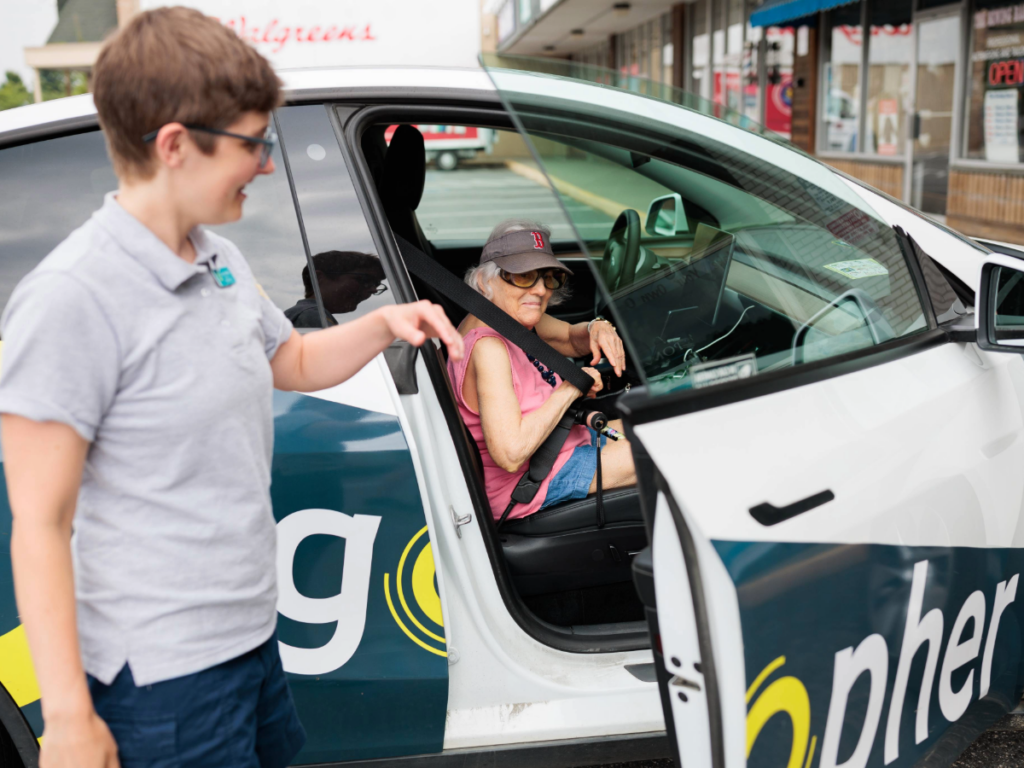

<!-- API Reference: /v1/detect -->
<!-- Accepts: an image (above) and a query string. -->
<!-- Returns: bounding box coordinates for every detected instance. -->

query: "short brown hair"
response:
[91,7,282,179]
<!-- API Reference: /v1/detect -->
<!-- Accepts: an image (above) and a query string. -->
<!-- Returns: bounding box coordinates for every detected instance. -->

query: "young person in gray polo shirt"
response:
[0,8,464,768]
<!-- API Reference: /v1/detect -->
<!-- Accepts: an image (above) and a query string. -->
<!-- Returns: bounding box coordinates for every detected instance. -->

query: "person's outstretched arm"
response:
[2,415,120,768]
[271,301,464,392]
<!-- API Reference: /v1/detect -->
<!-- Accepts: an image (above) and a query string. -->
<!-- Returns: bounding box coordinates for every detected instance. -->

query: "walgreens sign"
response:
[221,17,376,54]
[139,0,480,69]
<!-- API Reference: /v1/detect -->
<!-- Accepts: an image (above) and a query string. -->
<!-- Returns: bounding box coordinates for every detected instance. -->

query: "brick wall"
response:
[825,159,904,200]
[947,169,1024,244]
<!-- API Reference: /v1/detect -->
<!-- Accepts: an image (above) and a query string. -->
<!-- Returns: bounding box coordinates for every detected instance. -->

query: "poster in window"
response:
[877,99,900,156]
[984,88,1019,162]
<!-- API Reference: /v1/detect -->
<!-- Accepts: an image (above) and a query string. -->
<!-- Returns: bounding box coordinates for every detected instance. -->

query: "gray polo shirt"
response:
[0,193,293,686]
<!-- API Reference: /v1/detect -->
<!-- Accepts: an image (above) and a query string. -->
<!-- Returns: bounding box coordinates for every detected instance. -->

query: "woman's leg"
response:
[587,419,636,493]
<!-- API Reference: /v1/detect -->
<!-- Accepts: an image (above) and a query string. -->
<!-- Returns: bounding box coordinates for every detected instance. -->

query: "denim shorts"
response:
[542,428,606,509]
[88,631,306,768]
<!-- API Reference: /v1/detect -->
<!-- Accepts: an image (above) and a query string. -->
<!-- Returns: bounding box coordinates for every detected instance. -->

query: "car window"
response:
[0,131,117,324]
[400,125,588,248]
[276,105,394,328]
[481,59,931,396]
[0,127,309,324]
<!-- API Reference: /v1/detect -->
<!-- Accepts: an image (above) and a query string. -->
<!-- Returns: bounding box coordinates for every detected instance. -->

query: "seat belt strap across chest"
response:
[393,233,595,393]
[393,233,601,528]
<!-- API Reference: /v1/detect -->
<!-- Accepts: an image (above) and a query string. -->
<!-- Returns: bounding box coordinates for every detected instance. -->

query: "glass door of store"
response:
[907,8,961,217]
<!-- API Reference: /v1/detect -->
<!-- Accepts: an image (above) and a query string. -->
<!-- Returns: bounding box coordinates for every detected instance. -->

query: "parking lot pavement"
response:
[582,719,1024,768]
[417,165,613,244]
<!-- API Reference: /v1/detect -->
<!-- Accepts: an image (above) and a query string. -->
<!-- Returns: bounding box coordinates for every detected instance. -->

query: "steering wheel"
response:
[599,209,641,294]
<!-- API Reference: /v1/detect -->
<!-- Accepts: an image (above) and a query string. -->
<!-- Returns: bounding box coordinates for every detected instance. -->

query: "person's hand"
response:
[40,709,120,768]
[581,366,603,398]
[380,301,464,361]
[589,319,625,377]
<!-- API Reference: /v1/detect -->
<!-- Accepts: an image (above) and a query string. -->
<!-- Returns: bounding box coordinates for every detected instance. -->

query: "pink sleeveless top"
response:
[448,327,591,522]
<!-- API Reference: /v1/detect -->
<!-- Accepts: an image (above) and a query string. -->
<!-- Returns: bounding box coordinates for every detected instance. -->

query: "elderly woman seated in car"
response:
[448,220,637,522]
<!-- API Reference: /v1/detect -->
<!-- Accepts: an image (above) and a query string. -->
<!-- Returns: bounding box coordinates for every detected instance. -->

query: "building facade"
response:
[492,0,1024,242]
[24,0,480,105]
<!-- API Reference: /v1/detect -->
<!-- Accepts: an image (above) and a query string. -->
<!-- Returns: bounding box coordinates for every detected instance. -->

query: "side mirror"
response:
[645,193,688,236]
[978,257,1024,351]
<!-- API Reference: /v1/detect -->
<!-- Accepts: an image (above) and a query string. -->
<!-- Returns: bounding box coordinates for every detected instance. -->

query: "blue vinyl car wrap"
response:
[717,541,1024,768]
[0,384,449,765]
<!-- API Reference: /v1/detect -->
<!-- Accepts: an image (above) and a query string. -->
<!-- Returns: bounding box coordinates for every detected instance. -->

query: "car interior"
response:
[355,105,939,649]
[360,117,651,641]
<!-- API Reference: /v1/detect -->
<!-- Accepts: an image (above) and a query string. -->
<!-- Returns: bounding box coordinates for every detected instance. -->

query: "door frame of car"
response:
[322,98,655,655]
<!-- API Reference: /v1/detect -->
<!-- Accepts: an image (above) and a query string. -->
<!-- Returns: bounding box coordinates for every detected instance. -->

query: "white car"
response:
[0,61,1022,768]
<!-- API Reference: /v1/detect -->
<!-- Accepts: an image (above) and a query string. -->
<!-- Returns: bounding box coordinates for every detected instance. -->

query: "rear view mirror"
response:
[646,193,688,236]
[979,260,1024,350]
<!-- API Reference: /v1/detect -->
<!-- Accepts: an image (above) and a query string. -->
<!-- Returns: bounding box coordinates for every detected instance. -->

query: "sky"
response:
[0,0,58,90]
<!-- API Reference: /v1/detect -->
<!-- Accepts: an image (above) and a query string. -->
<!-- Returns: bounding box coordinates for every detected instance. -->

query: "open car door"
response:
[481,56,1024,768]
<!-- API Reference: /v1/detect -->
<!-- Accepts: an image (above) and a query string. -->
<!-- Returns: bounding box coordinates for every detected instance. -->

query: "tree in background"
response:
[41,69,89,101]
[0,72,32,111]
[0,70,90,111]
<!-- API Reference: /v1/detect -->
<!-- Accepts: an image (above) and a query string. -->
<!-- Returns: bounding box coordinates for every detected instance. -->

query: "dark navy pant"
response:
[87,632,306,768]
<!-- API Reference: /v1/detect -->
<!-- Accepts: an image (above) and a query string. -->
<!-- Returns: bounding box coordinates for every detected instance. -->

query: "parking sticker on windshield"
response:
[823,258,889,280]
[690,353,757,389]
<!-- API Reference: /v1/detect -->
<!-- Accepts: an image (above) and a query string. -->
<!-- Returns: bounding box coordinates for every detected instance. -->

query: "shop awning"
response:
[749,0,854,27]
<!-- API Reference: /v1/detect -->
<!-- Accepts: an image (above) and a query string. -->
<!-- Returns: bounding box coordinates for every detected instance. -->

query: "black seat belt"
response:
[394,233,605,528]
[394,234,593,393]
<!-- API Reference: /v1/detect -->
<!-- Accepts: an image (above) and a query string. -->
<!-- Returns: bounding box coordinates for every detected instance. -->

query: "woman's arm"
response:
[2,415,120,768]
[271,301,463,392]
[535,314,625,376]
[472,337,600,473]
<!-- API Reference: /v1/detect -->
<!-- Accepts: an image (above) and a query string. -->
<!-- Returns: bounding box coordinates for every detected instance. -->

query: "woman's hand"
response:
[380,301,464,361]
[589,319,626,377]
[561,366,603,399]
[581,366,603,398]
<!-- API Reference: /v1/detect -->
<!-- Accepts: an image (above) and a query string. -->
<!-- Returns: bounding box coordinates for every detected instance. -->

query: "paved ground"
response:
[416,165,613,244]
[578,717,1024,768]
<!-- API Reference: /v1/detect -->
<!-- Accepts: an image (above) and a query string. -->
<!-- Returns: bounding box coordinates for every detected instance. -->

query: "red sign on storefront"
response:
[989,59,1024,87]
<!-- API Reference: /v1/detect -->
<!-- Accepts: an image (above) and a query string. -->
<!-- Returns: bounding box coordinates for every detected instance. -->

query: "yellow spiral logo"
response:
[384,525,447,657]
[746,656,816,768]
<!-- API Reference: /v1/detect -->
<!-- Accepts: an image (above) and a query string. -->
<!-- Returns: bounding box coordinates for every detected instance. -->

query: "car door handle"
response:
[749,490,834,526]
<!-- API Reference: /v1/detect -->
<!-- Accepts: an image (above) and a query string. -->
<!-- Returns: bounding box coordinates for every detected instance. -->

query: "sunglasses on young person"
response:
[141,123,278,169]
[499,269,567,290]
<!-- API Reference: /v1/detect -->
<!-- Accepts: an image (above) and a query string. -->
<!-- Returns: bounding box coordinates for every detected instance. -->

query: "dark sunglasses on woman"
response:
[499,269,567,290]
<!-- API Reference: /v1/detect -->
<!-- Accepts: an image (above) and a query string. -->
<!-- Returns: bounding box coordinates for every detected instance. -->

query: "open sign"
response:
[989,58,1024,87]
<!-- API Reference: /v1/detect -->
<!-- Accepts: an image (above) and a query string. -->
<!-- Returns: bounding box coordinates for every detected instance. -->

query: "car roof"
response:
[0,66,497,147]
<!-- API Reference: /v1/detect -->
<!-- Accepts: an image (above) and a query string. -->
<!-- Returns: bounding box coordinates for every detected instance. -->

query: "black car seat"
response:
[500,486,648,597]
[377,125,465,325]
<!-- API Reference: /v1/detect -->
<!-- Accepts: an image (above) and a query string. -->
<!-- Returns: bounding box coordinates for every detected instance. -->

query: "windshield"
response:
[480,56,929,396]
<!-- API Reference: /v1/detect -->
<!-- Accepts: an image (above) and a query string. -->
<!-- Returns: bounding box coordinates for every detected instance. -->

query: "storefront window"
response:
[744,22,762,126]
[713,0,726,106]
[824,4,863,152]
[691,0,710,100]
[723,0,745,112]
[765,25,794,138]
[965,1,1024,162]
[663,12,674,85]
[865,0,913,156]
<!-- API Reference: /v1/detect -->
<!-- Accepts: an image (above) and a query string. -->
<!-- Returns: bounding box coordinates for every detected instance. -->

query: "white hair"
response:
[464,219,571,306]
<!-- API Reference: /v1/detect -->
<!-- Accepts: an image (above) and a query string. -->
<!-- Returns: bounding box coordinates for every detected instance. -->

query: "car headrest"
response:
[382,125,425,211]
